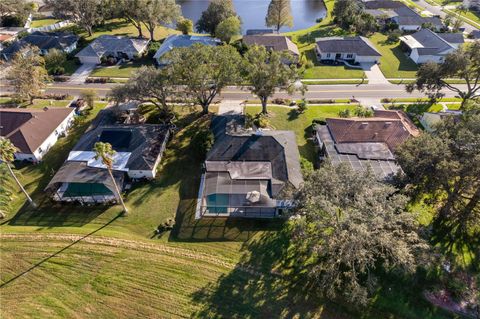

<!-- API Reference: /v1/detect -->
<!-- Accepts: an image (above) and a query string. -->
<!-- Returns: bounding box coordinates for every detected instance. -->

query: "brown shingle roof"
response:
[0,107,74,154]
[326,110,419,151]
[243,35,300,56]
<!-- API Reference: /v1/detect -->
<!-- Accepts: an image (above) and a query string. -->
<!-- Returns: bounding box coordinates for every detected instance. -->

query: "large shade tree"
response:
[243,45,302,114]
[196,0,237,34]
[109,66,177,123]
[265,0,293,32]
[139,0,182,41]
[47,0,103,36]
[293,163,429,306]
[0,137,36,208]
[118,0,146,37]
[168,44,242,114]
[6,46,49,104]
[406,41,480,108]
[395,110,480,239]
[93,142,129,215]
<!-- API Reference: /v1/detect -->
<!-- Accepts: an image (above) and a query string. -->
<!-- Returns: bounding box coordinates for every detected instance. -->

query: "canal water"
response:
[176,0,327,33]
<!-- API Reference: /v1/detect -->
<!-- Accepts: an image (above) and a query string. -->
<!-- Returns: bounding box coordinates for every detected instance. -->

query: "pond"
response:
[176,0,327,33]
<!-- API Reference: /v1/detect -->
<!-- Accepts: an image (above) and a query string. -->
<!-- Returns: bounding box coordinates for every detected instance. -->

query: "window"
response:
[326,53,331,58]
[346,54,354,59]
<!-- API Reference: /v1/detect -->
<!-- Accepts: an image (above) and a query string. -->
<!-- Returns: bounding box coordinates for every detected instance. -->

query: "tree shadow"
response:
[0,213,122,289]
[287,108,300,121]
[189,226,350,318]
[430,216,479,270]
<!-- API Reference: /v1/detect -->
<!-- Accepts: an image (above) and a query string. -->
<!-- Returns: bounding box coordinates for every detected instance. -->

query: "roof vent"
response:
[43,107,49,111]
[360,122,369,128]
[384,121,392,128]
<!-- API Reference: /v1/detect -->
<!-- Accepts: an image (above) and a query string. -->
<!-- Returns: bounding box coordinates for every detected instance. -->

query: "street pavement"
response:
[416,0,478,33]
[0,82,464,100]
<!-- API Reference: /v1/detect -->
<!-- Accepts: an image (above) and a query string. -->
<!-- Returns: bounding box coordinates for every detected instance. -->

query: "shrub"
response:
[354,106,374,117]
[50,66,65,75]
[305,60,314,69]
[272,98,288,105]
[85,77,109,83]
[387,30,402,43]
[53,75,69,82]
[338,109,351,118]
[255,114,269,128]
[297,98,308,113]
[192,128,214,160]
[309,99,335,104]
[148,41,162,58]
[312,119,327,125]
[316,17,323,23]
[1,15,26,27]
[381,98,392,103]
[300,157,314,173]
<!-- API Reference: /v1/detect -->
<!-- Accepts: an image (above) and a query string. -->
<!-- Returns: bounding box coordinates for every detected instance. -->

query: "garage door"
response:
[79,56,100,64]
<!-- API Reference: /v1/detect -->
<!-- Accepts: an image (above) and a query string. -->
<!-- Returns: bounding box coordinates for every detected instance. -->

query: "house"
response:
[0,31,79,60]
[0,27,25,50]
[75,35,150,65]
[245,29,275,35]
[242,35,300,63]
[470,30,480,39]
[153,34,220,66]
[365,1,443,31]
[196,116,303,219]
[0,107,75,162]
[45,111,170,204]
[420,110,462,132]
[464,0,480,10]
[315,110,420,179]
[399,29,464,64]
[315,36,382,64]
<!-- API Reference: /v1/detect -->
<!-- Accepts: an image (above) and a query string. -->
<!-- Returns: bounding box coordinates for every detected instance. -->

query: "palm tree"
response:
[0,137,36,208]
[93,142,129,215]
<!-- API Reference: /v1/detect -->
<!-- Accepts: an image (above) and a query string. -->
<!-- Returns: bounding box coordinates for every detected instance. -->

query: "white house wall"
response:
[14,110,75,162]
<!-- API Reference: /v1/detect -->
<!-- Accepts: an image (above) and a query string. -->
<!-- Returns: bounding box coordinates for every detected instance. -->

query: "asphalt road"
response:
[416,0,478,33]
[0,82,466,100]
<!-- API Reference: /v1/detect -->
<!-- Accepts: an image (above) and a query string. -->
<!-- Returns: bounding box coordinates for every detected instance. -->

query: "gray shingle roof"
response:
[73,124,170,171]
[75,35,149,58]
[1,31,78,58]
[400,29,457,55]
[315,36,382,56]
[243,35,300,56]
[153,35,220,60]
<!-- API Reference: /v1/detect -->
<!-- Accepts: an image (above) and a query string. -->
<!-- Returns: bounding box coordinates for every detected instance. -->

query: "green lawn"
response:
[303,65,365,79]
[30,18,61,28]
[369,33,419,78]
[449,8,480,28]
[246,104,358,163]
[90,58,154,78]
[65,19,178,42]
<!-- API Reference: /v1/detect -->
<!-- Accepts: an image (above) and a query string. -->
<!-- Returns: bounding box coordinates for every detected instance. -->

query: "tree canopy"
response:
[215,16,241,43]
[395,110,480,241]
[196,0,237,34]
[176,18,193,35]
[406,42,480,108]
[139,0,181,41]
[47,0,103,36]
[6,46,49,103]
[243,45,302,114]
[333,0,378,35]
[292,163,429,306]
[167,44,242,114]
[265,0,293,32]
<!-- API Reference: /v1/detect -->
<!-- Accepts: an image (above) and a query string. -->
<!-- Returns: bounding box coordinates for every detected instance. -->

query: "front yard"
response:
[90,58,154,78]
[0,98,73,108]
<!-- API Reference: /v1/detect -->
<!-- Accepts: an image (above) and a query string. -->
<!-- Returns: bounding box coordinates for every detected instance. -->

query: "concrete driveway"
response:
[69,63,96,84]
[361,63,390,85]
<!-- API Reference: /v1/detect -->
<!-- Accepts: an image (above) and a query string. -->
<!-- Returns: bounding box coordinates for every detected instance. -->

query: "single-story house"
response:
[242,35,300,63]
[315,36,382,64]
[315,110,420,179]
[365,2,443,31]
[75,35,150,65]
[245,29,275,35]
[0,31,79,60]
[399,29,464,64]
[470,30,480,39]
[464,0,480,10]
[45,112,170,204]
[420,110,462,132]
[153,34,220,66]
[0,27,25,50]
[196,115,303,219]
[0,107,75,162]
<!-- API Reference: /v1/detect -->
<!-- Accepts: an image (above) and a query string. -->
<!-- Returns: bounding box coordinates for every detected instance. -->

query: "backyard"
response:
[246,104,358,163]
